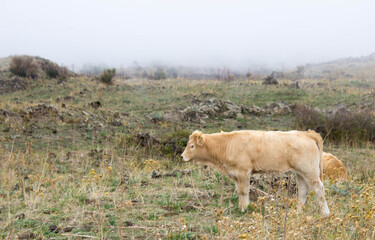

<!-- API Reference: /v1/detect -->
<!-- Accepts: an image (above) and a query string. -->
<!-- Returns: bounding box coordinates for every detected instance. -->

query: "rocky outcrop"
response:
[263,101,292,115]
[150,98,294,124]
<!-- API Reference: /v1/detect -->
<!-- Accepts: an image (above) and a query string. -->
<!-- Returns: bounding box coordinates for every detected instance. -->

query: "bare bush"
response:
[100,68,116,85]
[9,56,39,78]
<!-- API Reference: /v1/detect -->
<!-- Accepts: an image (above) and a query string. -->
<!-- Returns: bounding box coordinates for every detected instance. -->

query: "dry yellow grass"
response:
[0,76,374,239]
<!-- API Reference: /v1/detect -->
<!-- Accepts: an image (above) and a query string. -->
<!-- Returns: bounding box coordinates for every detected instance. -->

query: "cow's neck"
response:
[197,134,230,175]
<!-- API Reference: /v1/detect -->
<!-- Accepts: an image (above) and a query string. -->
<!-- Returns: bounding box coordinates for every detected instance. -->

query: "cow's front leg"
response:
[236,175,250,212]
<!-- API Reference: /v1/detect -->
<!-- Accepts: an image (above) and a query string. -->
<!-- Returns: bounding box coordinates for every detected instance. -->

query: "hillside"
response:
[0,73,374,239]
[0,55,73,75]
[302,53,375,79]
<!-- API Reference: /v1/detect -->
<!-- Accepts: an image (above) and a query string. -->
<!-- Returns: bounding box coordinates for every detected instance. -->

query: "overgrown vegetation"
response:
[9,55,39,78]
[41,61,70,80]
[57,66,70,81]
[293,104,375,144]
[42,61,60,78]
[262,72,278,85]
[154,68,167,80]
[100,68,116,85]
[0,74,374,239]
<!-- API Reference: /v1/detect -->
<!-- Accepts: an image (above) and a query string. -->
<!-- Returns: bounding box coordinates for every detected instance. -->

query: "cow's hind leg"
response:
[306,177,330,216]
[236,175,250,212]
[296,174,309,214]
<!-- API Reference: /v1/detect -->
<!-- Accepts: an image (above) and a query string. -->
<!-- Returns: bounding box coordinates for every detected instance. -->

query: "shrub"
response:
[293,104,375,144]
[293,104,325,132]
[42,62,60,78]
[100,68,116,85]
[40,61,70,80]
[9,55,39,78]
[326,110,375,144]
[262,72,278,85]
[58,66,70,81]
[153,69,167,80]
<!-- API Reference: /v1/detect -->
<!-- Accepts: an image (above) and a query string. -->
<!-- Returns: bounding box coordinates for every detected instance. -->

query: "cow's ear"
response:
[196,134,205,146]
[191,130,205,146]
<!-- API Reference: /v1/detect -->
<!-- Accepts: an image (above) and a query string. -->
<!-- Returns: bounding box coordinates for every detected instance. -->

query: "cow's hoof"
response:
[239,204,248,212]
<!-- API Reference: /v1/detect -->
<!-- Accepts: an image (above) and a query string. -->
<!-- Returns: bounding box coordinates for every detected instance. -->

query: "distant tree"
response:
[296,65,304,74]
[167,67,178,78]
[295,65,305,80]
[224,70,235,81]
[9,55,39,78]
[142,70,149,79]
[153,68,167,80]
[246,72,252,79]
[100,68,116,85]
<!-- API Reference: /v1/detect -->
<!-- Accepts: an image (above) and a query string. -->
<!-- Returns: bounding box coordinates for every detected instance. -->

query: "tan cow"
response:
[322,152,350,181]
[182,130,330,216]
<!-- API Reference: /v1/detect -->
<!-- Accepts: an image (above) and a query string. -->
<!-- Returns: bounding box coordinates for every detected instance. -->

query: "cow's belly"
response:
[251,167,290,174]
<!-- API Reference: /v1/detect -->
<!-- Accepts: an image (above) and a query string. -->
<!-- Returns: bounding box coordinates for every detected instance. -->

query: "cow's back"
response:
[322,152,350,181]
[219,130,320,173]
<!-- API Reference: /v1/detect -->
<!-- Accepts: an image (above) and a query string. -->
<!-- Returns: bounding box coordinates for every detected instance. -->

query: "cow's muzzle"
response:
[181,153,190,162]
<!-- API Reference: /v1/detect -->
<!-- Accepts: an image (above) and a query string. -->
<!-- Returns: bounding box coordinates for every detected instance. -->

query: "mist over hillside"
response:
[2,1,375,239]
[2,52,375,81]
[2,1,375,72]
[302,53,375,79]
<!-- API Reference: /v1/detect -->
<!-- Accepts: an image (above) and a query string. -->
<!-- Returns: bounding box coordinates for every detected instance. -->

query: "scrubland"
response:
[0,75,374,239]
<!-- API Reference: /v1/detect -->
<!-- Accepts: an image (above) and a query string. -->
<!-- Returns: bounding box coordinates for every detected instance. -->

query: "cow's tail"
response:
[307,130,324,181]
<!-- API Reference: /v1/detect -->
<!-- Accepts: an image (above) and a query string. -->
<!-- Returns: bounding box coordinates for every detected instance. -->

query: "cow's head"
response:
[181,130,205,162]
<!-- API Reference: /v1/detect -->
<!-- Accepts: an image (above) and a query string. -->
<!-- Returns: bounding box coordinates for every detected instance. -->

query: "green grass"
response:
[0,75,374,239]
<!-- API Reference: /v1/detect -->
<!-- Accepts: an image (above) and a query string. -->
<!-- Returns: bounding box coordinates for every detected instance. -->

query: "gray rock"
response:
[151,170,162,179]
[264,101,292,115]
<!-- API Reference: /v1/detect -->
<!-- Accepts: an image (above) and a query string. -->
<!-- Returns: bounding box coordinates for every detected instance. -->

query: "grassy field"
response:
[0,75,374,239]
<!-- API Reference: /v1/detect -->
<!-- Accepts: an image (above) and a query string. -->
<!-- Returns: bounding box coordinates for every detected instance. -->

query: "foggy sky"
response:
[1,0,375,71]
